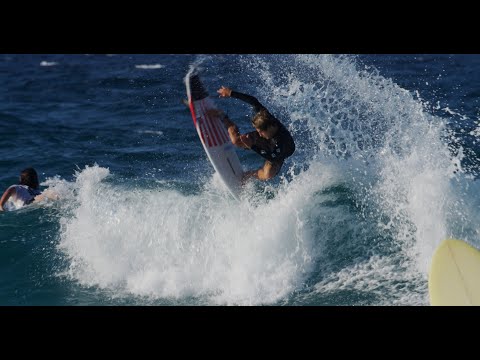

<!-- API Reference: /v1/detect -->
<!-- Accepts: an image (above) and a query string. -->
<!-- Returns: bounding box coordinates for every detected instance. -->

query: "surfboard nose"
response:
[189,74,209,101]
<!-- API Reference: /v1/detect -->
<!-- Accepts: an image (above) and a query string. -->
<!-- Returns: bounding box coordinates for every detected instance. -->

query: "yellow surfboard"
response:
[429,239,480,306]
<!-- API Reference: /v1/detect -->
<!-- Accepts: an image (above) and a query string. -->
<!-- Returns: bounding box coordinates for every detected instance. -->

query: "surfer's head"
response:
[19,167,39,190]
[252,109,278,139]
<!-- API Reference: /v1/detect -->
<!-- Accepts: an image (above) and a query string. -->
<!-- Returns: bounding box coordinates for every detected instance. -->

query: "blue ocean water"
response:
[1,54,479,306]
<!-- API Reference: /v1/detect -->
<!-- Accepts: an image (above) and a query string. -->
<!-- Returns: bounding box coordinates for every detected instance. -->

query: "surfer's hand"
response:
[239,134,253,148]
[217,86,232,98]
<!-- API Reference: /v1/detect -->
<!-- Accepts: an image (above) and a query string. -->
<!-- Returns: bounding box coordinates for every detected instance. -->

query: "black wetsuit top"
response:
[231,91,295,165]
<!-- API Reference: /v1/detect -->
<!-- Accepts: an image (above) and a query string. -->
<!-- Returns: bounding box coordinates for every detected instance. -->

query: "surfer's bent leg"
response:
[242,160,283,183]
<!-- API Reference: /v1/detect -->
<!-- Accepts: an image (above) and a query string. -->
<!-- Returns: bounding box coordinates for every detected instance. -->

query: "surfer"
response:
[216,86,295,182]
[0,167,58,211]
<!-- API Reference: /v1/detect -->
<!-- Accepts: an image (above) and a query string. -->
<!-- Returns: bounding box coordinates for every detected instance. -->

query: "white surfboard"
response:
[428,238,480,306]
[185,70,243,199]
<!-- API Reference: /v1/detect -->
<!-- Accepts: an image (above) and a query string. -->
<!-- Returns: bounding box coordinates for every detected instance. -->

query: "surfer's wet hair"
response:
[20,167,39,190]
[252,109,276,131]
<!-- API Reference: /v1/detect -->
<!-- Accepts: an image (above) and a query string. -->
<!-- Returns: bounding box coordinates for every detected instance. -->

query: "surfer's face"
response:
[255,125,276,139]
[256,127,269,139]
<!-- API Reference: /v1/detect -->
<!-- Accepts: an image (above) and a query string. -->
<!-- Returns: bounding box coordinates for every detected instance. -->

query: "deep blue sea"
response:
[1,54,479,306]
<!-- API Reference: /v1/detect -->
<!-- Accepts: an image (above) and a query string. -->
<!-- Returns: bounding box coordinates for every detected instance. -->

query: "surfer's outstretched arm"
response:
[33,189,59,203]
[218,86,266,113]
[0,186,16,211]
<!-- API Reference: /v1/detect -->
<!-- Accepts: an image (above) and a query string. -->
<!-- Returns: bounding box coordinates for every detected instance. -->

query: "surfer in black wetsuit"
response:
[216,86,295,182]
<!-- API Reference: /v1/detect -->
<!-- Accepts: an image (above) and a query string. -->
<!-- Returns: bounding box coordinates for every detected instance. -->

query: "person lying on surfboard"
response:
[0,167,58,211]
[215,86,295,182]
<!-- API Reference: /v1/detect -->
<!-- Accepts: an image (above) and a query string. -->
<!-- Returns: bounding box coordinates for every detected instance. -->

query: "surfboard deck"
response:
[428,238,480,306]
[185,70,243,200]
